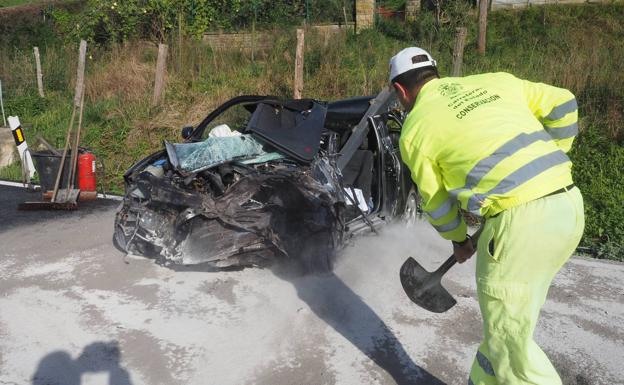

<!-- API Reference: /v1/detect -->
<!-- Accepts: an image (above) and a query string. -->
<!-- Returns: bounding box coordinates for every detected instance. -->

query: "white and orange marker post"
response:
[8,116,36,183]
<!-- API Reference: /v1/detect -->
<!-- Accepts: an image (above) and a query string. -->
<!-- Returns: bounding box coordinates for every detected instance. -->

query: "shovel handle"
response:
[435,224,485,276]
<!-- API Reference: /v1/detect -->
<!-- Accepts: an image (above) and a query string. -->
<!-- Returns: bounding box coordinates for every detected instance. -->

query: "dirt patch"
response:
[550,260,624,305]
[392,309,431,327]
[249,345,335,385]
[115,329,180,385]
[360,334,445,385]
[199,277,238,305]
[568,315,624,344]
[548,349,615,385]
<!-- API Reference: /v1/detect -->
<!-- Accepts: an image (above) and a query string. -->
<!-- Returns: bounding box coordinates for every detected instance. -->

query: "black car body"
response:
[114,89,419,270]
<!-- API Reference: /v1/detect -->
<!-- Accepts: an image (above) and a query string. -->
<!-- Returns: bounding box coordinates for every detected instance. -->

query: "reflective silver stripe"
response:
[463,131,552,188]
[476,351,496,376]
[448,188,483,213]
[482,150,570,195]
[449,188,482,213]
[546,98,577,121]
[448,131,552,212]
[468,150,570,213]
[544,122,578,139]
[448,187,468,201]
[426,199,454,220]
[467,194,483,213]
[433,213,461,233]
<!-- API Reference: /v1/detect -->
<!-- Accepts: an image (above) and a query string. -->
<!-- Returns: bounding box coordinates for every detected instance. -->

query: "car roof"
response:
[191,94,375,140]
[326,95,375,126]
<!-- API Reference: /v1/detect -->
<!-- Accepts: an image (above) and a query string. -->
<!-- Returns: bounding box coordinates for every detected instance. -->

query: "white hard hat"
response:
[389,47,437,83]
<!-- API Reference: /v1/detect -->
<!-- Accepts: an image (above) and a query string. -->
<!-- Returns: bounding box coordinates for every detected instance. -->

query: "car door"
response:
[374,110,421,219]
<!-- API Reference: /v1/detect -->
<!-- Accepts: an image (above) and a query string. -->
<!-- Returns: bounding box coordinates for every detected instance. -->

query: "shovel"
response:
[52,41,87,205]
[18,41,87,211]
[400,224,484,313]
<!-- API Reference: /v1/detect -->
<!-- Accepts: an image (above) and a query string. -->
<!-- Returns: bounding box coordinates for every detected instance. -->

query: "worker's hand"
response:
[453,238,475,263]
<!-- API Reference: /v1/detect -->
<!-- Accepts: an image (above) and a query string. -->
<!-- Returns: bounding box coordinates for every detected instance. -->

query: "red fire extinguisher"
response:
[78,151,97,199]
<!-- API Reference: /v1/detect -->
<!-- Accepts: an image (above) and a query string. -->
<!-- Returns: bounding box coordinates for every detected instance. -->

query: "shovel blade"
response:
[400,257,457,313]
[54,188,80,204]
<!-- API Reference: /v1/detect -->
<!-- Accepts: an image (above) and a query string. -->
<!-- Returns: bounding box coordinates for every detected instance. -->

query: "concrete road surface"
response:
[1,184,623,385]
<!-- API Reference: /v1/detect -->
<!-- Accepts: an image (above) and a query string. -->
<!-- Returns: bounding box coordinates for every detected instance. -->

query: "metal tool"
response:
[50,101,78,204]
[50,41,87,206]
[67,91,85,194]
[400,224,484,313]
[18,41,87,211]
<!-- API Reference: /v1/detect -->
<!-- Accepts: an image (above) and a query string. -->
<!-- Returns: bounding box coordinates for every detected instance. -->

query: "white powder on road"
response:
[1,212,623,385]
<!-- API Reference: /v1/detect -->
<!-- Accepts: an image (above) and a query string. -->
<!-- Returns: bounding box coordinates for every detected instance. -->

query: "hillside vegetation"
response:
[0,2,622,259]
[0,0,37,7]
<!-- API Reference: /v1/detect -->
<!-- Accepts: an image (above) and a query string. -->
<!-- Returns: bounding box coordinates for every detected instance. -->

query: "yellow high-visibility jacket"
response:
[399,72,578,242]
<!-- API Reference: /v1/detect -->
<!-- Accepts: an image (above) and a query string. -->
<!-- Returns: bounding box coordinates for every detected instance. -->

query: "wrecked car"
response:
[114,89,420,270]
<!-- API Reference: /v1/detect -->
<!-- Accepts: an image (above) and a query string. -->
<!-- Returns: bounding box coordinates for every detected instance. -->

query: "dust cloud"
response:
[335,220,452,279]
[268,219,451,384]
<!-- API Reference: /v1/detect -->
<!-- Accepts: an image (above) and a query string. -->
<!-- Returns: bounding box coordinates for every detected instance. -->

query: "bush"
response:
[47,0,353,45]
[570,124,624,261]
[4,92,49,118]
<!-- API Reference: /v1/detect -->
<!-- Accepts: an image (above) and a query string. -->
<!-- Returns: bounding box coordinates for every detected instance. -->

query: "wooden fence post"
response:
[33,47,44,97]
[178,13,183,72]
[152,43,168,106]
[477,0,488,55]
[452,27,467,76]
[74,40,87,107]
[434,0,441,27]
[294,29,305,99]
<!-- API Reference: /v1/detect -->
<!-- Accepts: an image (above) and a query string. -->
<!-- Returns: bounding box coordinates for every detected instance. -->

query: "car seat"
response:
[342,149,374,209]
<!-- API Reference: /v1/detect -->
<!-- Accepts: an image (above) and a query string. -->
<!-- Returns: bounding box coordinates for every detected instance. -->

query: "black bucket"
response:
[31,150,78,192]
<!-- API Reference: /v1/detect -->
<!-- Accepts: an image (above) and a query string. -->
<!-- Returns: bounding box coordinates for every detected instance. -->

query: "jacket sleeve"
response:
[522,79,579,153]
[400,139,467,242]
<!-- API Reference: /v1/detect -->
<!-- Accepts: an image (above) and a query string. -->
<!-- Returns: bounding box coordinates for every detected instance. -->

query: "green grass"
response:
[0,2,623,258]
[0,0,40,8]
[0,162,25,180]
[570,125,624,260]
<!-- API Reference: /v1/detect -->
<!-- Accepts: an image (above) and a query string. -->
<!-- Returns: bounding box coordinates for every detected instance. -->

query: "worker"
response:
[389,47,584,385]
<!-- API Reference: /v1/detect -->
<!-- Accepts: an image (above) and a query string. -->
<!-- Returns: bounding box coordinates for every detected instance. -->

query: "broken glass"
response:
[166,134,284,173]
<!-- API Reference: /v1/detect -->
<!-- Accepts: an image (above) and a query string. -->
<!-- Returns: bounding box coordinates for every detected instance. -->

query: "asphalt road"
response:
[1,184,623,385]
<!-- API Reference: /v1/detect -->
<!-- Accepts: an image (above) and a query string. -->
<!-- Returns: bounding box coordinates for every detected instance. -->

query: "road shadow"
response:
[32,341,132,385]
[273,263,446,385]
[0,184,119,232]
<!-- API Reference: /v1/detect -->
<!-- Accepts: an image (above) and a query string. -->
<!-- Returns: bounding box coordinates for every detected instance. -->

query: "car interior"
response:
[195,96,388,220]
[323,97,384,219]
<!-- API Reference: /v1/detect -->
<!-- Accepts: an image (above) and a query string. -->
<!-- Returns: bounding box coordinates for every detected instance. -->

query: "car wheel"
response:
[113,222,129,253]
[402,187,422,227]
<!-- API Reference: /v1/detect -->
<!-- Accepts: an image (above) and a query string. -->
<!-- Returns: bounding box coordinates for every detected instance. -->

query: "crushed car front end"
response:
[114,97,346,270]
[115,156,345,270]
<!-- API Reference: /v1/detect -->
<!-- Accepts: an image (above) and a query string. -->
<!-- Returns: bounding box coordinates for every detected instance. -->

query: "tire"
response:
[401,187,422,227]
[112,222,129,253]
